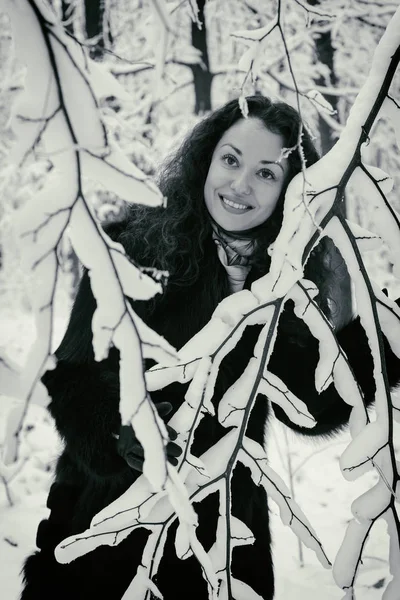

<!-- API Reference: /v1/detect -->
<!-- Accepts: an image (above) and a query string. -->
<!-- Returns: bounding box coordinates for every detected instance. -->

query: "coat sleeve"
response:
[43,341,128,480]
[42,218,152,479]
[269,302,400,437]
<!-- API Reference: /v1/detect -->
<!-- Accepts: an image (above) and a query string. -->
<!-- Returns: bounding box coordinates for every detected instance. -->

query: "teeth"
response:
[221,196,250,210]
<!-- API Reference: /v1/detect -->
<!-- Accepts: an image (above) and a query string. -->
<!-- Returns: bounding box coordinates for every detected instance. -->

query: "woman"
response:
[21,96,400,599]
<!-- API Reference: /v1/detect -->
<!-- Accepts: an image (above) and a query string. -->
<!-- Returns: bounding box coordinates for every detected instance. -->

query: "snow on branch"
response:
[95,4,400,596]
[0,0,182,495]
[230,1,339,127]
[244,5,400,596]
[240,437,330,568]
[3,1,400,598]
[131,0,203,104]
[54,4,400,598]
[289,280,369,433]
[56,293,335,598]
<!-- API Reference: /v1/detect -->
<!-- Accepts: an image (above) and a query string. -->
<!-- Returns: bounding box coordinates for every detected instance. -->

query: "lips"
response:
[218,194,253,211]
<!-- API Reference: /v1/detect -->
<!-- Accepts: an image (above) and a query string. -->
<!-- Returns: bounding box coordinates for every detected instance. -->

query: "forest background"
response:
[1,0,400,599]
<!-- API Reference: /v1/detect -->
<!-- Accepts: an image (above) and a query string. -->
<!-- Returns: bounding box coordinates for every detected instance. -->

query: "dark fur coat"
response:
[21,219,400,600]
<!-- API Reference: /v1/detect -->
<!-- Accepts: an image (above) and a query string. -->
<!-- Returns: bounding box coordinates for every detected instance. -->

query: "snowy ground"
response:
[0,310,397,600]
[268,423,393,600]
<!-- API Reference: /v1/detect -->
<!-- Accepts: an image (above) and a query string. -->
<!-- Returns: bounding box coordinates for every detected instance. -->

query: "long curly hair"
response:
[59,97,332,363]
[119,96,320,283]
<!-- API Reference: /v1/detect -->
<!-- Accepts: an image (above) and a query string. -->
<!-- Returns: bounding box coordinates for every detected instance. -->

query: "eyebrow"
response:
[221,143,285,173]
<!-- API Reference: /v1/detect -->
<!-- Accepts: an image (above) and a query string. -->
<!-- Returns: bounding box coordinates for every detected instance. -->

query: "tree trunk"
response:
[314,30,338,155]
[189,0,213,114]
[308,0,352,319]
[84,0,111,60]
[307,0,338,155]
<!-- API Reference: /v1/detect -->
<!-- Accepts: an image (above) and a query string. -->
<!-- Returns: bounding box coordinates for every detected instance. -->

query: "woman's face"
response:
[204,118,289,231]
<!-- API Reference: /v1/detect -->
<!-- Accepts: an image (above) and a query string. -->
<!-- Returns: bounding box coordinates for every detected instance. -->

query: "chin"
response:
[213,210,244,229]
[216,213,258,232]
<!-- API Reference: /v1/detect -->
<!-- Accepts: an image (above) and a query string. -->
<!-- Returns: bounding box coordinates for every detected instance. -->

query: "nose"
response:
[230,171,251,195]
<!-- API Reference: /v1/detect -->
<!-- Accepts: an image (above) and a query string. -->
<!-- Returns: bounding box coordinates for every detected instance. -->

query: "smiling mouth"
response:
[219,194,253,211]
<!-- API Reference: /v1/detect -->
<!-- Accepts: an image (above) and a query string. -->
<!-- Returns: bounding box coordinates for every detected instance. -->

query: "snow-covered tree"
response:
[1,0,400,598]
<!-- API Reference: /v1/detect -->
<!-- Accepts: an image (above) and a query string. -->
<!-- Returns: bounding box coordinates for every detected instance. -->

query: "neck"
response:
[210,217,267,241]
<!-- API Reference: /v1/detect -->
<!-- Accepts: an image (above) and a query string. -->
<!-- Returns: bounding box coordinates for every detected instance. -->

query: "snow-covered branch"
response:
[2,1,400,598]
[53,3,400,598]
[1,0,181,495]
[245,6,400,596]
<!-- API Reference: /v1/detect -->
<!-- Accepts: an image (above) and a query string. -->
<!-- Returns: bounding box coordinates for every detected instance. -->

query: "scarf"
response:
[211,223,255,293]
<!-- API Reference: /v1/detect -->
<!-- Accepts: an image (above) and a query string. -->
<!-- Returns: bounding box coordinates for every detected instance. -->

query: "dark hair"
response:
[58,97,330,364]
[120,96,320,282]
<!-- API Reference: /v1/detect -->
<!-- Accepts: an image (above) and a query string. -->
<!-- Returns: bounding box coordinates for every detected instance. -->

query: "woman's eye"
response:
[221,154,237,166]
[259,169,275,180]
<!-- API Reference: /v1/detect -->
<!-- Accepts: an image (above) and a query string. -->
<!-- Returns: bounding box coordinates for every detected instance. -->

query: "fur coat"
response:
[21,218,400,600]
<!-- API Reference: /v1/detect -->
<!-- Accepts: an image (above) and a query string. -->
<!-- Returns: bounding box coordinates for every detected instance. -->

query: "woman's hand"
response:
[116,402,182,472]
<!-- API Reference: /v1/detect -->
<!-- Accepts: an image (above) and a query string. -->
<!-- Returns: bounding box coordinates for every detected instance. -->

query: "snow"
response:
[2,1,400,597]
[269,420,397,599]
[1,383,396,598]
[1,302,397,598]
[0,398,60,600]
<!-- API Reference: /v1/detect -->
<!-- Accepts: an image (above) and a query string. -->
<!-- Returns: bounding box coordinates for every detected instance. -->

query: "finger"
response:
[155,402,173,418]
[125,455,144,472]
[167,456,179,467]
[117,425,139,454]
[166,426,178,441]
[117,437,141,457]
[166,442,183,457]
[127,445,144,458]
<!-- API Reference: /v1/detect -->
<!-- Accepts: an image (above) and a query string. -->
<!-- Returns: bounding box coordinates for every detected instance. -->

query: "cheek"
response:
[257,185,282,214]
[206,161,227,188]
[204,171,212,198]
[204,171,216,209]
